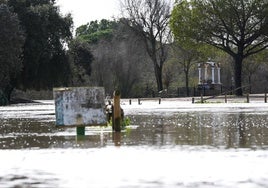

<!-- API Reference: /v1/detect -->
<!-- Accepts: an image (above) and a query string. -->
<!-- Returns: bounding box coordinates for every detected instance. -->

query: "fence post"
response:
[113,90,121,132]
[265,93,267,103]
[225,94,227,103]
[246,93,250,103]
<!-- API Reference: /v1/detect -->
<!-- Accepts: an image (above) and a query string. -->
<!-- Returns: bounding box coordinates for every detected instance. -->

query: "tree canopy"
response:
[7,0,73,90]
[75,19,116,43]
[0,3,24,105]
[68,39,94,85]
[170,0,268,96]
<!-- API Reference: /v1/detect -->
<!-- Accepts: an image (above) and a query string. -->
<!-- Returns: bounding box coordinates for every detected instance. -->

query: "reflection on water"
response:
[129,112,268,149]
[1,102,268,188]
[0,112,268,149]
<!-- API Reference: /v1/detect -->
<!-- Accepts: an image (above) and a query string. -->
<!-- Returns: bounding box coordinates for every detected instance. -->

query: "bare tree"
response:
[120,0,171,92]
[89,22,147,97]
[162,64,174,91]
[170,43,200,96]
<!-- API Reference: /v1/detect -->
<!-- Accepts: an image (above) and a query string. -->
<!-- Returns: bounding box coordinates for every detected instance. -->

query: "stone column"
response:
[211,66,215,84]
[198,63,202,84]
[204,64,208,83]
[217,67,221,84]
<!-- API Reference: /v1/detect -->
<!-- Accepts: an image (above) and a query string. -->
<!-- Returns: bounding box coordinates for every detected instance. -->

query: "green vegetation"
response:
[170,0,268,96]
[0,3,24,105]
[76,20,116,43]
[7,0,73,91]
[107,117,131,129]
[0,0,268,105]
[68,39,94,85]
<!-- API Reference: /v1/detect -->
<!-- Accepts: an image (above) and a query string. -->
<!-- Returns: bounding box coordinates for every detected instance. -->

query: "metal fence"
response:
[160,85,250,98]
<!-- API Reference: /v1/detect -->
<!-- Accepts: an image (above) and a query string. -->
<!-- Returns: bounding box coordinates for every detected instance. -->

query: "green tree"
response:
[75,19,116,43]
[0,3,25,105]
[170,0,268,96]
[68,39,94,85]
[7,0,73,90]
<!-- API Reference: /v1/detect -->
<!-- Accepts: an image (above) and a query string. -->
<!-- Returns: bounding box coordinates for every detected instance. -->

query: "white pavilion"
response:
[198,60,221,90]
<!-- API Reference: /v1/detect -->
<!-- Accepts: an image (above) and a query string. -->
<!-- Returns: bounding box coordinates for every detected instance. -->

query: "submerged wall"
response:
[53,87,106,126]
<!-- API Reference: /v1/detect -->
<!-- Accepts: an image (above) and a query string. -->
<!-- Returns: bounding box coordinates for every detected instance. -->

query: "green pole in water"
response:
[76,126,85,136]
[76,126,86,142]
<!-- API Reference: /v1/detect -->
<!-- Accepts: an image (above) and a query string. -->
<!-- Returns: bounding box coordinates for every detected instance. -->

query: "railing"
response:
[192,85,268,103]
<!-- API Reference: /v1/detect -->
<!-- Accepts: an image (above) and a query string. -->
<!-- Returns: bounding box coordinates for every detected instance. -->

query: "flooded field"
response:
[0,100,268,188]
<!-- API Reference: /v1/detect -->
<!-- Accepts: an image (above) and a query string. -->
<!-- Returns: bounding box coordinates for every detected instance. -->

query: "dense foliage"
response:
[1,0,268,104]
[68,39,94,85]
[7,0,73,90]
[170,0,268,95]
[0,3,24,105]
[76,19,116,43]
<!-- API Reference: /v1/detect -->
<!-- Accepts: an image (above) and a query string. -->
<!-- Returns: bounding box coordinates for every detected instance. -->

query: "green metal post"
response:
[76,126,85,136]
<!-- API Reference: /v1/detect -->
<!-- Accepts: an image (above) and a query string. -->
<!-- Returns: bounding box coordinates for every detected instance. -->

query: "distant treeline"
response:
[0,0,268,105]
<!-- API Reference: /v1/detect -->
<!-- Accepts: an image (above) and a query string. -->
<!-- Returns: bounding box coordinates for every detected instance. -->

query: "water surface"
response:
[0,101,268,187]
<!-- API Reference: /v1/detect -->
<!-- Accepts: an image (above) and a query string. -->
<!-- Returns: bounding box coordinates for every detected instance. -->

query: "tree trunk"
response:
[234,55,243,96]
[248,75,252,94]
[0,86,13,106]
[0,91,8,106]
[154,62,163,92]
[185,70,190,97]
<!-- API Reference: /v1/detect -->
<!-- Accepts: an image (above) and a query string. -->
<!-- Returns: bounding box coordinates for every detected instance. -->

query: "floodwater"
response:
[0,100,268,188]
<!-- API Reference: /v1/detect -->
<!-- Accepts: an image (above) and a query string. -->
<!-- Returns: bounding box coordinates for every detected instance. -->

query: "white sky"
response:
[56,0,121,29]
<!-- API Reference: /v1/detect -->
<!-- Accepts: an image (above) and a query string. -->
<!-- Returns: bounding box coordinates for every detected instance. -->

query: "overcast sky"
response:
[56,0,121,29]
